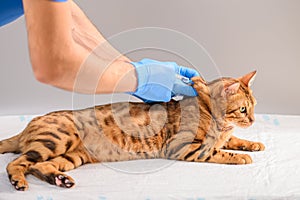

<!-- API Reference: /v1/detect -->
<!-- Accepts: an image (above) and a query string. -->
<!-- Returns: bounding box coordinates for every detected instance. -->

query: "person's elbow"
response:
[30,53,64,85]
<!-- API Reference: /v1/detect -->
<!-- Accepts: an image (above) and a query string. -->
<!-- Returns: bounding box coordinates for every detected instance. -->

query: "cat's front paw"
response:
[237,154,253,164]
[249,142,265,151]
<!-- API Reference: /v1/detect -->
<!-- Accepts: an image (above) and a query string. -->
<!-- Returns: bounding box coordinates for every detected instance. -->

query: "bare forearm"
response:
[69,53,137,94]
[22,0,136,94]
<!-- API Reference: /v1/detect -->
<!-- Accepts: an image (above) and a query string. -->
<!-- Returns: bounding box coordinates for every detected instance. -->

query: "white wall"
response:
[0,0,299,115]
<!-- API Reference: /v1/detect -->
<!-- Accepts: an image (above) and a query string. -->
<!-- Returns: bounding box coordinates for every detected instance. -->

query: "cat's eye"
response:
[240,107,247,113]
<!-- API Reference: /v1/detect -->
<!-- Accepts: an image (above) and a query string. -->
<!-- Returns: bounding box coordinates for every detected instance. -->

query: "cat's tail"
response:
[0,134,21,154]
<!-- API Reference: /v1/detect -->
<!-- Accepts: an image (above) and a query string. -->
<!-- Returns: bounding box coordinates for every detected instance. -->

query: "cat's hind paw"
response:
[9,175,28,191]
[55,174,75,188]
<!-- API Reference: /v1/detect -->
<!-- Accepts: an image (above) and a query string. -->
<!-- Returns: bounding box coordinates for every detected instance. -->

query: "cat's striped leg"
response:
[177,144,252,164]
[7,150,49,191]
[204,149,252,164]
[28,148,93,188]
[223,136,265,151]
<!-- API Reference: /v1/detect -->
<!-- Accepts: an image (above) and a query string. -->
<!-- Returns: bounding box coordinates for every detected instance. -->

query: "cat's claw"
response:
[55,174,75,188]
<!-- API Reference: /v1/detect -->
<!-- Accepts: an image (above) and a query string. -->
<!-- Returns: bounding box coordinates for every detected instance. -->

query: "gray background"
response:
[0,0,299,115]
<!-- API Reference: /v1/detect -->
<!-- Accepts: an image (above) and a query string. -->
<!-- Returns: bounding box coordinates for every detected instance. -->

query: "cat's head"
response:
[192,71,257,128]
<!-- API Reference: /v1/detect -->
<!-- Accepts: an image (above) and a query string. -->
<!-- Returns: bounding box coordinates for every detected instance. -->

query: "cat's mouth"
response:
[238,121,254,128]
[227,119,254,128]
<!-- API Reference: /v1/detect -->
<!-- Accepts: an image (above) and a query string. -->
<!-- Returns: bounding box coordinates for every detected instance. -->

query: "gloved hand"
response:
[129,58,200,103]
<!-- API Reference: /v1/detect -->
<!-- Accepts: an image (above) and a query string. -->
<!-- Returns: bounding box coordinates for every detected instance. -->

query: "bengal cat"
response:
[0,71,264,191]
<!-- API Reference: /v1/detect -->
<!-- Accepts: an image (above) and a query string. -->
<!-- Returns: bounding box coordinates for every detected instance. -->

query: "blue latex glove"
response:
[130,58,200,103]
[0,0,67,27]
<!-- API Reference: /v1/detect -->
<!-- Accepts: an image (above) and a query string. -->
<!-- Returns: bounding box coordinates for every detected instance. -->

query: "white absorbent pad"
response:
[0,114,299,200]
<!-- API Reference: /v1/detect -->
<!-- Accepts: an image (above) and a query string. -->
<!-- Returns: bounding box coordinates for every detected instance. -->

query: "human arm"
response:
[22,0,199,101]
[22,0,136,93]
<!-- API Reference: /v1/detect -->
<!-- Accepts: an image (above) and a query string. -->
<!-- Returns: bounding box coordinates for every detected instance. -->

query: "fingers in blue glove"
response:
[172,78,198,97]
[178,66,200,78]
[139,59,199,79]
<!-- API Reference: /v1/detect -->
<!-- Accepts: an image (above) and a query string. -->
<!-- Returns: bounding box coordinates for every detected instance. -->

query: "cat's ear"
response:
[239,71,257,87]
[221,82,240,97]
[191,76,207,94]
